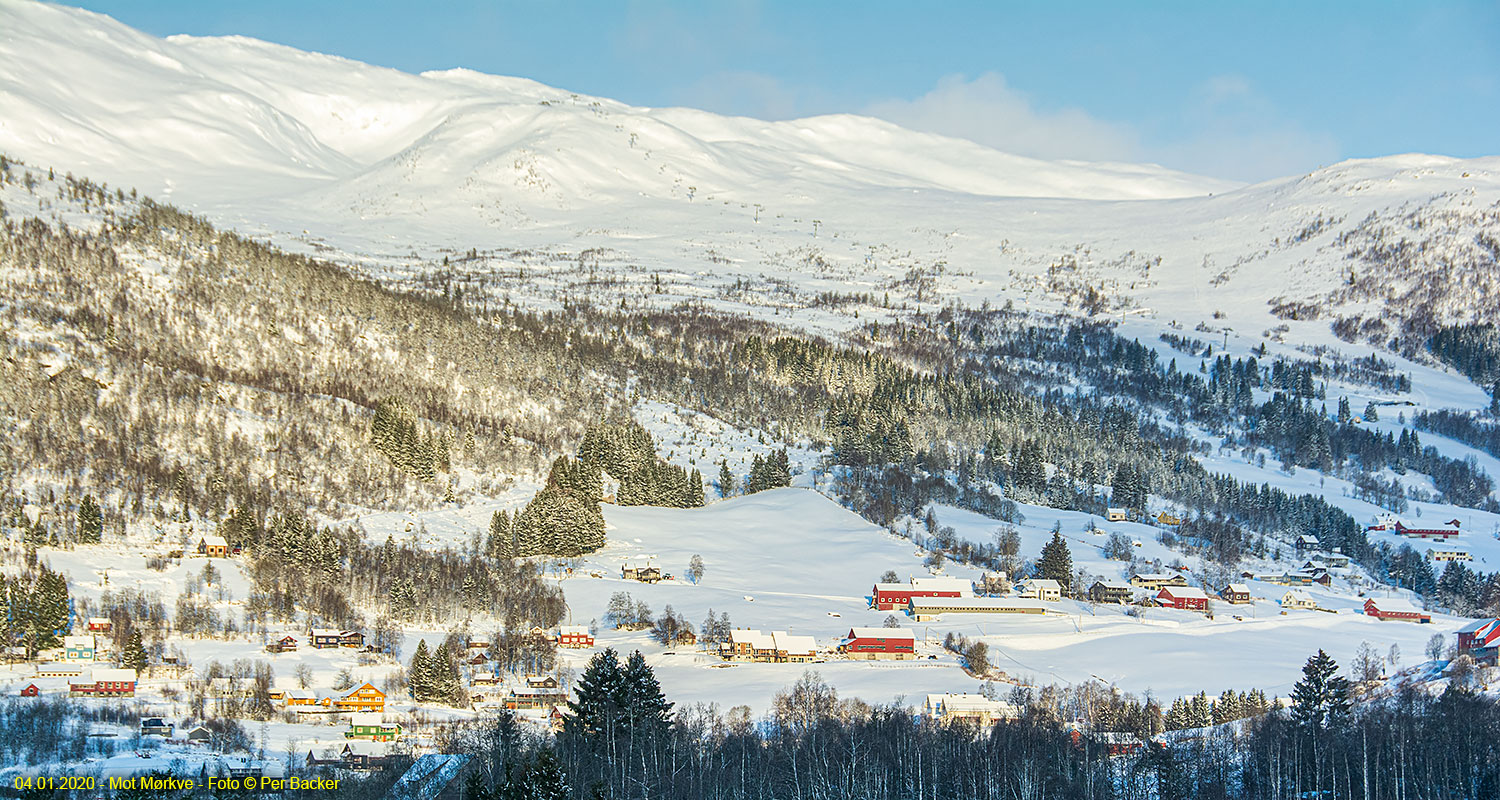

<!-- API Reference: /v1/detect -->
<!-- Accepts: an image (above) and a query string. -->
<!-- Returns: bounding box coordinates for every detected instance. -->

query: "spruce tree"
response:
[121,628,148,673]
[1290,649,1352,729]
[77,495,103,543]
[718,461,734,498]
[1038,532,1073,593]
[32,567,70,648]
[619,649,673,730]
[567,648,624,736]
[523,749,569,800]
[486,510,513,560]
[1364,401,1379,422]
[409,639,433,702]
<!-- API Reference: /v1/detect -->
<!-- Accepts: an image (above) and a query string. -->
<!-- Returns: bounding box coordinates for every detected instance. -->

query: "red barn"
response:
[840,627,917,660]
[20,683,39,697]
[1456,618,1500,663]
[871,577,971,610]
[1393,521,1459,540]
[1364,597,1431,623]
[1157,586,1209,611]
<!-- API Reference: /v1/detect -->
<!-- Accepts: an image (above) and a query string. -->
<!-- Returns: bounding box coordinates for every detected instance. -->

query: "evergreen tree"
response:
[1290,649,1352,729]
[486,510,514,561]
[1337,397,1351,425]
[687,468,705,507]
[567,648,625,737]
[77,495,103,543]
[747,454,767,494]
[121,628,148,673]
[31,567,69,648]
[1491,380,1500,417]
[523,749,569,800]
[718,460,734,498]
[620,649,673,730]
[1038,532,1073,593]
[409,639,433,701]
[1364,401,1379,422]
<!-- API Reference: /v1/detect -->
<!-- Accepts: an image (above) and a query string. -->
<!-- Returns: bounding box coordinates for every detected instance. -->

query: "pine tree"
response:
[1038,532,1073,593]
[409,639,433,701]
[1290,649,1352,729]
[486,510,514,560]
[620,649,673,730]
[567,648,625,736]
[1364,401,1379,422]
[718,460,735,498]
[1337,397,1351,425]
[523,749,569,800]
[31,567,70,648]
[687,469,705,507]
[747,454,766,494]
[77,495,103,544]
[121,628,148,673]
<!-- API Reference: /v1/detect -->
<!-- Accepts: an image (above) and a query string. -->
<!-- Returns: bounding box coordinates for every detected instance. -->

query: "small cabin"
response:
[197,535,229,558]
[266,635,298,653]
[1106,508,1129,523]
[1219,584,1252,604]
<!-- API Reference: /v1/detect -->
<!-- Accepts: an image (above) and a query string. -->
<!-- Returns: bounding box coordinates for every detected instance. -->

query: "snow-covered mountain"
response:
[3,0,1498,350]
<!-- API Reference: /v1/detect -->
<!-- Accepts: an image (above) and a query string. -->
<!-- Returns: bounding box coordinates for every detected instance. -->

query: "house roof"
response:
[908,597,1047,611]
[728,629,777,650]
[926,693,1017,715]
[847,627,916,641]
[202,535,228,547]
[343,741,389,757]
[63,635,94,648]
[1225,583,1250,594]
[312,628,341,637]
[1021,578,1061,590]
[1282,590,1314,603]
[1132,572,1185,581]
[87,668,137,682]
[1456,618,1500,634]
[1092,581,1133,590]
[909,576,973,592]
[1159,586,1208,600]
[285,688,315,699]
[772,632,816,655]
[349,712,387,727]
[558,625,590,636]
[1366,597,1426,613]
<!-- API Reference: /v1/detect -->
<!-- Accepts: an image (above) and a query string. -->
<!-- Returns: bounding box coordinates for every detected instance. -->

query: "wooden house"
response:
[197,535,229,558]
[1280,590,1318,610]
[1456,618,1500,664]
[1155,511,1182,526]
[62,635,96,662]
[345,712,402,741]
[339,630,365,649]
[86,617,112,634]
[1089,581,1134,604]
[1218,584,1252,604]
[1157,586,1209,611]
[140,717,174,737]
[1018,578,1063,602]
[283,688,318,708]
[266,635,299,653]
[503,687,568,710]
[525,675,560,689]
[187,726,213,743]
[908,597,1046,620]
[1106,507,1129,522]
[1295,534,1320,555]
[69,668,137,697]
[341,741,392,771]
[1427,547,1472,562]
[622,564,662,583]
[924,693,1018,725]
[557,625,594,649]
[1394,521,1460,540]
[311,629,343,649]
[331,683,386,713]
[19,683,39,697]
[1129,572,1188,591]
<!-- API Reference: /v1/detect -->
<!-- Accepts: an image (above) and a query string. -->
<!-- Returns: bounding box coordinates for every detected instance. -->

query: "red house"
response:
[871,577,971,611]
[1364,597,1431,623]
[69,668,138,697]
[557,626,594,649]
[86,617,112,634]
[840,627,917,660]
[1456,618,1500,664]
[1157,586,1209,611]
[20,683,39,697]
[1393,521,1459,540]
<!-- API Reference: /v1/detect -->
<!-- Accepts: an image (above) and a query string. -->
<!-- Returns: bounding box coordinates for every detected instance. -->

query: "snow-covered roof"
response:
[88,616,110,625]
[1021,578,1061,590]
[1366,597,1425,613]
[312,628,341,637]
[1093,581,1132,590]
[285,688,315,699]
[1160,586,1208,599]
[201,535,228,547]
[926,693,1017,715]
[88,668,137,682]
[1107,507,1128,514]
[909,576,973,592]
[1456,618,1499,634]
[772,632,816,655]
[1132,572,1185,581]
[63,635,94,648]
[1225,584,1250,594]
[348,712,386,727]
[343,741,389,756]
[558,625,590,636]
[729,629,776,650]
[1282,590,1314,603]
[847,627,916,641]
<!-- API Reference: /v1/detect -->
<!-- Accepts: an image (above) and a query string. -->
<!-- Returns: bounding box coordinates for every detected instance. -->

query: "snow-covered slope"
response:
[6,0,1497,345]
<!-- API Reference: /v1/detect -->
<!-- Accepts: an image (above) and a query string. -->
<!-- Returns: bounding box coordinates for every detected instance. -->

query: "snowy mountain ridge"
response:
[4,0,1499,353]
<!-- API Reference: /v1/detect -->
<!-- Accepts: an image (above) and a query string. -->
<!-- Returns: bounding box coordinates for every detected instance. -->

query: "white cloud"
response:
[863,73,1143,164]
[862,72,1341,183]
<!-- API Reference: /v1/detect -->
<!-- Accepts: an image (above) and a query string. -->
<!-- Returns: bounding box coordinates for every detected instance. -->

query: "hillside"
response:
[2,0,1498,357]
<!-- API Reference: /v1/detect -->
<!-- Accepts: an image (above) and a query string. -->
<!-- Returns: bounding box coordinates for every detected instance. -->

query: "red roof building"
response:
[840,627,917,660]
[871,577,971,611]
[1156,586,1209,611]
[1364,597,1432,623]
[20,683,39,697]
[1393,521,1460,540]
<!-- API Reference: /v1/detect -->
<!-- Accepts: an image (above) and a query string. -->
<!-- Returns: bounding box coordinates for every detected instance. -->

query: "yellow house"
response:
[1156,511,1182,526]
[331,683,386,713]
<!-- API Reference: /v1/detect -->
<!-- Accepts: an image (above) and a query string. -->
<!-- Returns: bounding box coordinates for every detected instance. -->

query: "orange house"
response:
[331,683,386,713]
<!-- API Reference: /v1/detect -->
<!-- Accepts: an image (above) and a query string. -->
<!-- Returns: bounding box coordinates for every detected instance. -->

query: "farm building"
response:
[86,617,111,634]
[622,564,662,583]
[1089,581,1133,604]
[1364,597,1432,623]
[198,535,229,558]
[871,576,972,610]
[722,629,817,662]
[557,625,594,649]
[1427,548,1472,562]
[19,683,39,697]
[283,689,317,708]
[525,675,560,689]
[1156,586,1209,611]
[839,628,917,660]
[923,693,1018,725]
[1219,584,1252,604]
[1129,572,1188,591]
[1017,578,1062,602]
[35,663,84,679]
[908,597,1046,621]
[1106,508,1129,522]
[1394,521,1460,540]
[1456,618,1500,664]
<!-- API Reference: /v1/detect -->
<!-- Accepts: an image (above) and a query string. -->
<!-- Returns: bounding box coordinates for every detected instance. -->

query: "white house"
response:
[1017,578,1062,602]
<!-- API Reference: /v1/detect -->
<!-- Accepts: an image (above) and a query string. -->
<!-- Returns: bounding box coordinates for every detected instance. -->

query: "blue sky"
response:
[67,0,1498,182]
